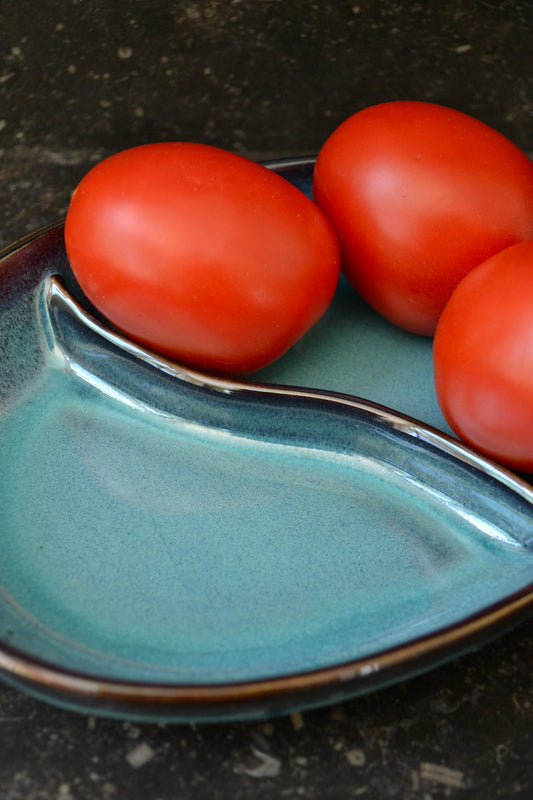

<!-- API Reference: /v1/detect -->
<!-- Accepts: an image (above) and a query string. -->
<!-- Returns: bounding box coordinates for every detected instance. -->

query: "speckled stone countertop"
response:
[1,2,532,798]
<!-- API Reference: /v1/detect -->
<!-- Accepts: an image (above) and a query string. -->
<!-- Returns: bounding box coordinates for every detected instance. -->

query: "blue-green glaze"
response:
[0,160,532,721]
[2,358,531,684]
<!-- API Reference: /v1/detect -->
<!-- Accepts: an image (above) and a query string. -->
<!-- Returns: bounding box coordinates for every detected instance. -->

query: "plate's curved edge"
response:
[45,273,533,505]
[263,154,318,169]
[0,219,65,262]
[0,582,532,722]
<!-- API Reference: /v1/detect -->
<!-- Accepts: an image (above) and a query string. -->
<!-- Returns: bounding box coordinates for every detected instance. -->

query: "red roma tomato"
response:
[433,241,533,473]
[313,101,533,335]
[64,143,340,375]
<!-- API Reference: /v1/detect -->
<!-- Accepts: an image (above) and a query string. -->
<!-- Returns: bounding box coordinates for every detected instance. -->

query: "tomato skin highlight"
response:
[64,143,340,375]
[313,101,533,335]
[433,241,533,473]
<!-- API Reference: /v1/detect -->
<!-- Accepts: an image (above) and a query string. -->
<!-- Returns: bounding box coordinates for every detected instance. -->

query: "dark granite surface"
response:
[1,1,532,798]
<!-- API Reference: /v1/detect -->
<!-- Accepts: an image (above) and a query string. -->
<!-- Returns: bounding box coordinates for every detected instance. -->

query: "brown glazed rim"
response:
[0,588,531,712]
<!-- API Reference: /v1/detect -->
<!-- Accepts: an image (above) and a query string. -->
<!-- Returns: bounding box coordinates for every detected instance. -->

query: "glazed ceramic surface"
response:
[0,159,532,721]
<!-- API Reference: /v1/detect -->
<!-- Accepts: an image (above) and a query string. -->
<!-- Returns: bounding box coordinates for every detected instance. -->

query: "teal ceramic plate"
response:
[0,159,532,722]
